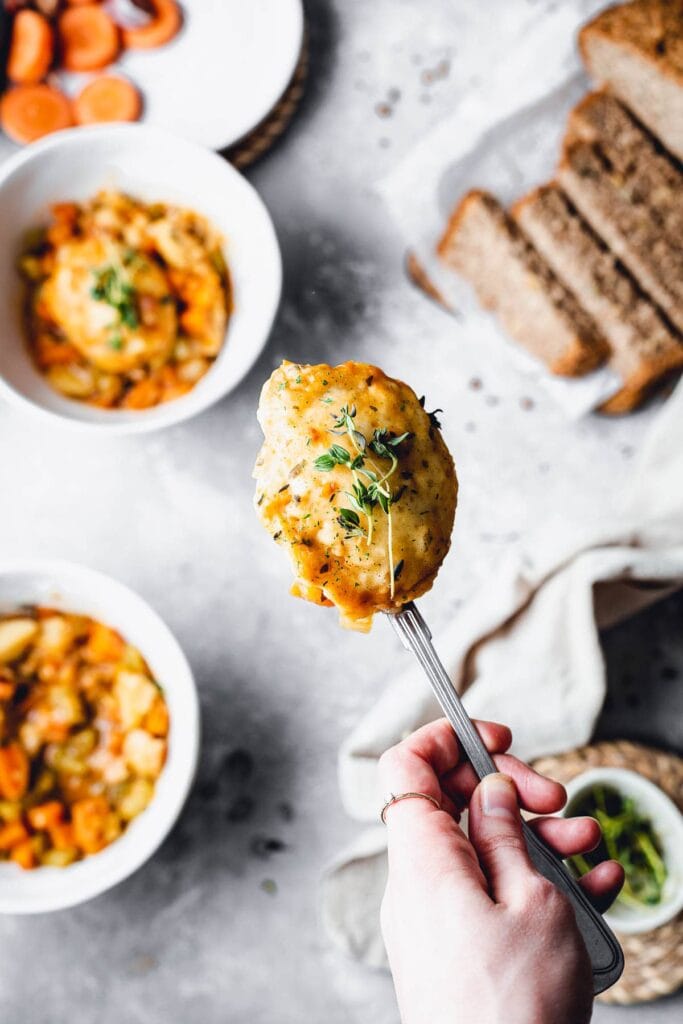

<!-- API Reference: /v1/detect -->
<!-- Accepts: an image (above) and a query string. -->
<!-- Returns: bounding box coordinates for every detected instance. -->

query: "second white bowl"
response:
[0,559,200,913]
[0,124,282,434]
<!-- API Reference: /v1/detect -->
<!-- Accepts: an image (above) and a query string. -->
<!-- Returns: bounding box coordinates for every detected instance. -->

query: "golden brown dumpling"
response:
[254,361,458,631]
[39,237,176,374]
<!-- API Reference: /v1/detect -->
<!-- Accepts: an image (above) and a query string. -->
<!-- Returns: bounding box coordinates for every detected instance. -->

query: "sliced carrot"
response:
[121,0,182,50]
[67,0,104,5]
[7,10,54,85]
[27,801,64,831]
[58,6,119,72]
[0,84,73,144]
[0,820,29,851]
[0,743,29,801]
[10,838,37,869]
[71,796,109,854]
[74,75,142,125]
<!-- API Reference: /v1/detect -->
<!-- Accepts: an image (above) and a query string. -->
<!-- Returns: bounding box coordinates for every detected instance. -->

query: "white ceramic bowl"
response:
[564,767,683,935]
[0,560,199,913]
[0,124,282,434]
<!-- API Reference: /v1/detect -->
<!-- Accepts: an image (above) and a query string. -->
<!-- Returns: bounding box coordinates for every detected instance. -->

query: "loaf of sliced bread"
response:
[437,190,608,376]
[579,0,683,161]
[557,140,683,333]
[513,184,683,412]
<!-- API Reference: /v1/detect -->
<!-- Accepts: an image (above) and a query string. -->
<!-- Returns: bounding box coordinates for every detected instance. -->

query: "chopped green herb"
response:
[315,403,410,597]
[568,784,668,908]
[91,264,139,331]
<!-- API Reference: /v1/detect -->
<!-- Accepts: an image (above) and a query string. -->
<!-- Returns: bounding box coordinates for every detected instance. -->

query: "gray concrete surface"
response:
[0,1,680,1021]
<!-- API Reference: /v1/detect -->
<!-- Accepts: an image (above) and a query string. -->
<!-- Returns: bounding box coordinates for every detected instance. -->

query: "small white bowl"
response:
[0,124,282,434]
[564,767,683,935]
[0,559,199,913]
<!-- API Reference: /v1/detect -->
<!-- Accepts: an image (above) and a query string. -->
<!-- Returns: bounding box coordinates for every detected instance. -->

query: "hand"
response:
[379,719,624,1024]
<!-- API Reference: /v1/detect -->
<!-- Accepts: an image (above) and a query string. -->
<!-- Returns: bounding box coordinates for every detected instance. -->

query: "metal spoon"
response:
[388,601,624,995]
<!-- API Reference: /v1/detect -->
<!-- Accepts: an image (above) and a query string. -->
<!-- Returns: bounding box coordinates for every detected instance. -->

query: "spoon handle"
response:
[389,602,624,995]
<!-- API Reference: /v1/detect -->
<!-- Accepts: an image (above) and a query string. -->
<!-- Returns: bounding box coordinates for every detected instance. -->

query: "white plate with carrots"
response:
[0,0,304,156]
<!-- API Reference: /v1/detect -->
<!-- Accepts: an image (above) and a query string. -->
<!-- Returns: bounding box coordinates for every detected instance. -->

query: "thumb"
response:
[468,773,534,905]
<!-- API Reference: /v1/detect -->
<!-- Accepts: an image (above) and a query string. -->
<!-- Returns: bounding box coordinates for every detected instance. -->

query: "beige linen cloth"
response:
[321,383,683,968]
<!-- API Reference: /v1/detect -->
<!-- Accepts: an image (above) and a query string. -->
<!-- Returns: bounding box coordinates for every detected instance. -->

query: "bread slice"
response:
[566,91,683,241]
[437,190,608,376]
[513,184,683,412]
[579,0,683,161]
[557,140,683,333]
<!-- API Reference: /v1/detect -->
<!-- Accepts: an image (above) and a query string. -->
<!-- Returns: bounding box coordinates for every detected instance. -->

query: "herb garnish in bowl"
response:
[568,784,667,908]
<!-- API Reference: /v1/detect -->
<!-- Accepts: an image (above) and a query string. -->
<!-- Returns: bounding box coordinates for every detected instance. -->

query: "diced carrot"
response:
[7,10,54,85]
[49,820,75,851]
[10,838,36,869]
[0,84,73,144]
[144,696,169,737]
[84,621,124,663]
[0,820,29,851]
[51,201,79,225]
[0,743,29,801]
[0,670,16,700]
[34,337,82,369]
[158,364,192,403]
[27,800,64,831]
[121,376,161,410]
[71,795,109,854]
[121,0,181,50]
[58,6,119,72]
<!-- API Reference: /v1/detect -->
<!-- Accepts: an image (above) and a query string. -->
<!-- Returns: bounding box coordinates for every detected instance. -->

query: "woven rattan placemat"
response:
[533,741,683,1005]
[224,37,308,169]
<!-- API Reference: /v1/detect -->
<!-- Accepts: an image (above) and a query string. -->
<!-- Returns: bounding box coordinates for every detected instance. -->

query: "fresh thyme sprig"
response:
[314,405,411,598]
[91,264,139,348]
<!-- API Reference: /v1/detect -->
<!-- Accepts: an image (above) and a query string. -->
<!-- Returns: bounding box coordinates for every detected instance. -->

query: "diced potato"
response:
[103,811,122,845]
[87,748,129,785]
[0,801,22,823]
[37,615,75,659]
[117,777,154,821]
[46,685,84,729]
[40,847,78,868]
[19,721,44,756]
[45,364,96,399]
[115,671,157,730]
[121,645,146,673]
[122,729,166,779]
[0,619,38,663]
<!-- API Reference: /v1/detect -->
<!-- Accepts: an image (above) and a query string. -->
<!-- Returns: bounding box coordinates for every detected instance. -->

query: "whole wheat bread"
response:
[567,91,683,243]
[579,0,683,161]
[513,184,683,412]
[557,139,683,333]
[437,190,608,376]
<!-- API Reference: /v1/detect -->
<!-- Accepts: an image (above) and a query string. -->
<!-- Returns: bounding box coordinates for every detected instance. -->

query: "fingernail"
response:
[481,773,517,819]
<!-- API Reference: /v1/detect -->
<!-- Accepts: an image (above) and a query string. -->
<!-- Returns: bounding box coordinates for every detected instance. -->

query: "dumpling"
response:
[254,360,458,631]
